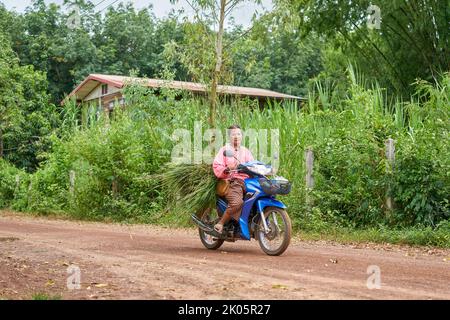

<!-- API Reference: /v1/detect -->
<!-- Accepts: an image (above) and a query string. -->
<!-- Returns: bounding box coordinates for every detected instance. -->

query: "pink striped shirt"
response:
[213,144,254,181]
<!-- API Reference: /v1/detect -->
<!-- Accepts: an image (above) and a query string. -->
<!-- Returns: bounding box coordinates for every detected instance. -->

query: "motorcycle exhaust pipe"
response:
[191,214,214,232]
[191,214,227,240]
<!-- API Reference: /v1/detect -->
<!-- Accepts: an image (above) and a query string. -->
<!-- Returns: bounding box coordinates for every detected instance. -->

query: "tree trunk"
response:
[209,0,226,128]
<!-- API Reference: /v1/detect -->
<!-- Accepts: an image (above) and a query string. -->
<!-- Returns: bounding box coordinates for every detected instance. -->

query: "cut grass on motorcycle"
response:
[154,163,217,217]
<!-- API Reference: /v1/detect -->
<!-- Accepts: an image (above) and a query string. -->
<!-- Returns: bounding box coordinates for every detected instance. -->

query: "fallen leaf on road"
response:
[329,258,338,264]
[46,280,55,286]
[94,283,108,288]
[272,284,288,290]
[56,260,70,267]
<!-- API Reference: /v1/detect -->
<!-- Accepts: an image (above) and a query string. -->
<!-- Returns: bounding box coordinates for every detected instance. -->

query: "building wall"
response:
[83,83,124,119]
[84,83,121,102]
[80,91,124,126]
[102,93,124,111]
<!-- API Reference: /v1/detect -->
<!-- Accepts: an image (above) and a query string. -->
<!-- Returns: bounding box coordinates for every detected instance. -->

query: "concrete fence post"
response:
[385,138,395,212]
[305,148,315,189]
[69,170,76,196]
[27,180,33,205]
[15,175,20,189]
[112,178,119,197]
[305,148,314,207]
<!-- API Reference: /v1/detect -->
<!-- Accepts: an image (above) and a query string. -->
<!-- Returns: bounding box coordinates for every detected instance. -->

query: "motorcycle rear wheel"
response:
[256,207,291,256]
[198,208,225,250]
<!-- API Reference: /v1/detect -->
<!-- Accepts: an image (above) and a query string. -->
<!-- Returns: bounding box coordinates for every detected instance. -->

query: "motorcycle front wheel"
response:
[256,207,292,256]
[198,207,224,250]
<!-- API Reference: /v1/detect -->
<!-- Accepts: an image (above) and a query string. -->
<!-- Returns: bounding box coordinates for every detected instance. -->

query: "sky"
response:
[1,0,273,28]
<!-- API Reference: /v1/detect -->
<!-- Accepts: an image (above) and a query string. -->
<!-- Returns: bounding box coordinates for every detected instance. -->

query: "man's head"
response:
[227,124,242,148]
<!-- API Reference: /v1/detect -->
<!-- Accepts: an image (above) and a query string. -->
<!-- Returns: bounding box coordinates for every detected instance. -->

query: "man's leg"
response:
[214,180,244,233]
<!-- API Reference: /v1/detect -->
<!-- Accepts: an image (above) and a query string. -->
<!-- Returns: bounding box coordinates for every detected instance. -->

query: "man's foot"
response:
[214,223,224,234]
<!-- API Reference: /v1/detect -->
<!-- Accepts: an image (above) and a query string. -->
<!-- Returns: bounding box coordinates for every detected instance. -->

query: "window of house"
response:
[101,84,108,95]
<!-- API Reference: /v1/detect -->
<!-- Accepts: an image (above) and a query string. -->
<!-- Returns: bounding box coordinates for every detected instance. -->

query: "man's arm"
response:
[213,148,229,179]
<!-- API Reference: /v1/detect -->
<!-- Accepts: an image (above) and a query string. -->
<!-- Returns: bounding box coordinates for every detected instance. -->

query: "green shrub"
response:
[0,159,29,208]
[391,131,449,226]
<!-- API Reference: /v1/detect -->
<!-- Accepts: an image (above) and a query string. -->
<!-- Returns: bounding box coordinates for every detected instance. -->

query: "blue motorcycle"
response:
[192,151,292,256]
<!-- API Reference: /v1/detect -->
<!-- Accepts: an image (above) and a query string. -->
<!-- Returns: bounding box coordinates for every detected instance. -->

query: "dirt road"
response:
[0,211,449,300]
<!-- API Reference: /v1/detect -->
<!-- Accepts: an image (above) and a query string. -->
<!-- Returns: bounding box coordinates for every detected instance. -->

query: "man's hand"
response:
[227,162,238,170]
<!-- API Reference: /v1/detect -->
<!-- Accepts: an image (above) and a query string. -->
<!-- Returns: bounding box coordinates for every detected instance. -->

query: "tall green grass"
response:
[1,71,448,241]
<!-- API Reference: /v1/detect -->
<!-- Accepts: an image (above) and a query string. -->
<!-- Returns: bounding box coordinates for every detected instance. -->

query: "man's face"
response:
[229,128,242,147]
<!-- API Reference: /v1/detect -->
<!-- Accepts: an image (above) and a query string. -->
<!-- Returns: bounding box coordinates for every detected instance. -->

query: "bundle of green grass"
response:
[156,163,218,216]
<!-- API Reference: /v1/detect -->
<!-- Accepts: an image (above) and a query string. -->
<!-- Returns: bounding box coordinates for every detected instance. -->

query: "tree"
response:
[230,14,324,97]
[0,33,24,159]
[170,0,261,127]
[9,1,189,103]
[275,0,450,96]
[5,1,87,101]
[0,30,59,171]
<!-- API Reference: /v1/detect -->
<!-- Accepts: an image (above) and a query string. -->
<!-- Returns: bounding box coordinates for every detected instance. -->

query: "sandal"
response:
[214,223,224,234]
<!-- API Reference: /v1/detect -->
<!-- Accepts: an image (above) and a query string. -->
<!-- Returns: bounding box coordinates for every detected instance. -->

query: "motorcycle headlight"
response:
[248,164,273,176]
[273,175,289,182]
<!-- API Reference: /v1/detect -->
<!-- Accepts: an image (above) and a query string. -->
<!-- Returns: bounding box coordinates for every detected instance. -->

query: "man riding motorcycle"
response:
[212,125,253,234]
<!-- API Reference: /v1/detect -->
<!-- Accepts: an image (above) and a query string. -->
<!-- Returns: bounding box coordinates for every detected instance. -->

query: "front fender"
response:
[256,197,287,213]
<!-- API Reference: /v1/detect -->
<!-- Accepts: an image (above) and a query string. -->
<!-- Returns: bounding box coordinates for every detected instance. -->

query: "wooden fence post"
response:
[385,138,395,212]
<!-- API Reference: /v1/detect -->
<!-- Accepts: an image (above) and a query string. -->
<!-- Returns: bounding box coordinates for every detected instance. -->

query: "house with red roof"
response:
[62,74,302,117]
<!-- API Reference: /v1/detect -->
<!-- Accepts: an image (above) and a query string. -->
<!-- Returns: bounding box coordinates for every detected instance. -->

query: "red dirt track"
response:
[1,211,449,300]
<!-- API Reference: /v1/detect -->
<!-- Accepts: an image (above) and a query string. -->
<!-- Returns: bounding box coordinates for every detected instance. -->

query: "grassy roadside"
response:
[296,226,450,248]
[2,209,449,249]
[31,293,62,300]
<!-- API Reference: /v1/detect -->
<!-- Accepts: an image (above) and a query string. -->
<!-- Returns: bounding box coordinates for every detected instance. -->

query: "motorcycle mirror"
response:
[223,150,234,157]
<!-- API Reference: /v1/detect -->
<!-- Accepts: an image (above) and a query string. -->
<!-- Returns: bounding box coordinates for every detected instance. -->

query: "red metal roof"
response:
[63,74,302,104]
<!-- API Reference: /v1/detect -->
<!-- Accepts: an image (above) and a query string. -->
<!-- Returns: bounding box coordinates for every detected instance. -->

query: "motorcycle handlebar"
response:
[225,168,242,174]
